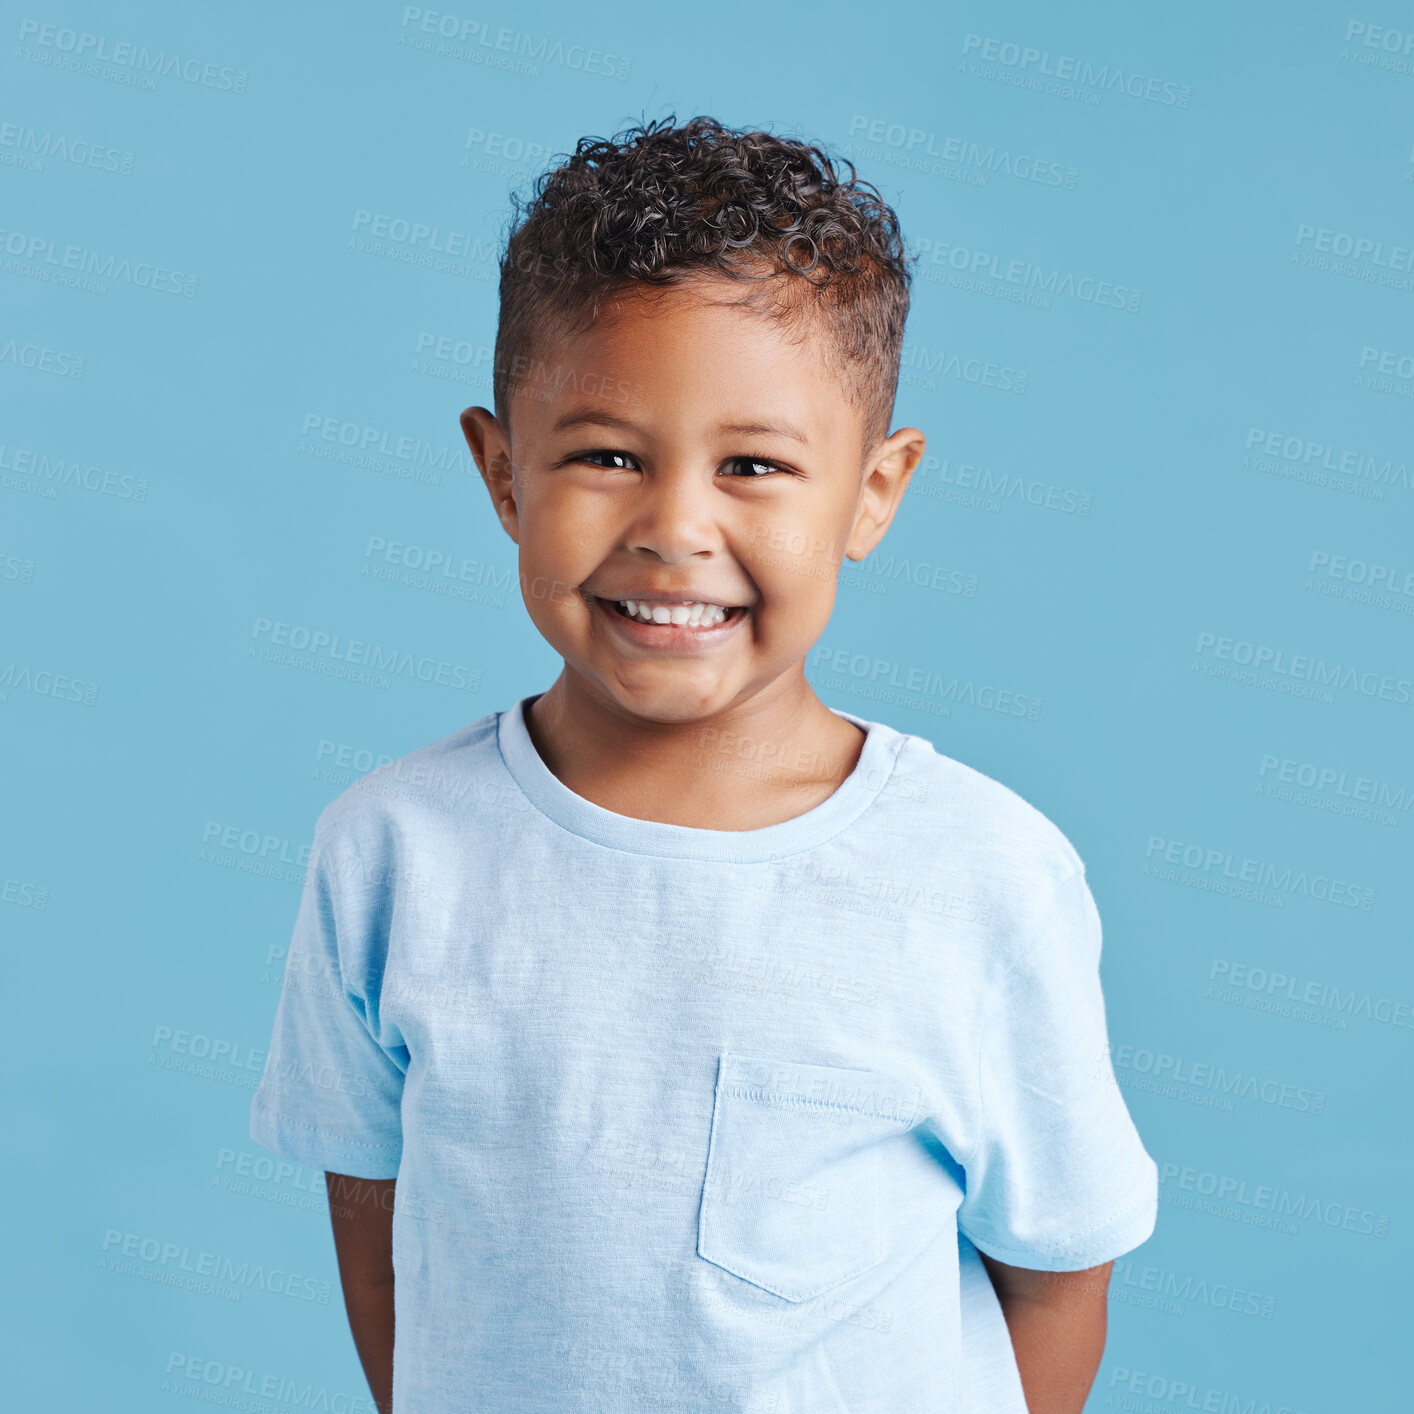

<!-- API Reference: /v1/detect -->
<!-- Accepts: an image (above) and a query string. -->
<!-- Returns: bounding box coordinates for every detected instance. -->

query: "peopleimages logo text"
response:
[16,19,249,91]
[1194,632,1413,705]
[1145,836,1374,910]
[961,34,1192,106]
[249,618,479,691]
[398,8,630,79]
[0,227,198,296]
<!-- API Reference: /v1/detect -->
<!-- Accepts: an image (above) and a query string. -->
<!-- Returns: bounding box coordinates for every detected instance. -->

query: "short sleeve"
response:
[957,866,1157,1270]
[250,810,406,1179]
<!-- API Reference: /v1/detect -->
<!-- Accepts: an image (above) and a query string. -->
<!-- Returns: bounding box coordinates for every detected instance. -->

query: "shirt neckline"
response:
[496,691,905,862]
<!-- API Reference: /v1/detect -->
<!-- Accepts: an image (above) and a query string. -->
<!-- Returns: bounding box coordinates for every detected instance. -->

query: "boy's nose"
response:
[621,471,726,561]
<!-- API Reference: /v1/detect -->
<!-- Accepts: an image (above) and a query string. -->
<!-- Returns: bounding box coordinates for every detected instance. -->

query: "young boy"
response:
[251,114,1157,1414]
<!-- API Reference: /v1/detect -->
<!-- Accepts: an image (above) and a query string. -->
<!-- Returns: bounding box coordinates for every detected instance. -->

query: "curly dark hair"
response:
[492,114,914,453]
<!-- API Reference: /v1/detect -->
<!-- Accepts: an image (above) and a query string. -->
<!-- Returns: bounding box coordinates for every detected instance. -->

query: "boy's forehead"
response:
[530,284,843,412]
[500,273,874,456]
[579,277,801,349]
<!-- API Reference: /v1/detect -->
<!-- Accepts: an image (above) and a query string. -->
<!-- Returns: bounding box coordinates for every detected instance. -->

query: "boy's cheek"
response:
[520,574,585,611]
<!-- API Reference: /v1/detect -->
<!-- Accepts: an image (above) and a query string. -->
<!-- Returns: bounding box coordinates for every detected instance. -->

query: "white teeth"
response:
[618,599,730,627]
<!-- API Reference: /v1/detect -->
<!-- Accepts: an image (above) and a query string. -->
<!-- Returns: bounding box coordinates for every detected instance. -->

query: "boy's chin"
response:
[586,670,750,724]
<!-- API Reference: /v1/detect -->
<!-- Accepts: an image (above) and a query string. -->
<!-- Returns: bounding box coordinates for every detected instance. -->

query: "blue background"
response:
[4,2,1411,1409]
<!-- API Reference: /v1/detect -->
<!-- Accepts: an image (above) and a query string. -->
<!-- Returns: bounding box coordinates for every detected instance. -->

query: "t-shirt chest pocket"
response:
[696,1052,923,1303]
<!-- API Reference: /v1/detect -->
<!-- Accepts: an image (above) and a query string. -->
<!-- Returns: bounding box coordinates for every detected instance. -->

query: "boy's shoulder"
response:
[311,706,506,858]
[882,727,1099,966]
[885,721,1087,890]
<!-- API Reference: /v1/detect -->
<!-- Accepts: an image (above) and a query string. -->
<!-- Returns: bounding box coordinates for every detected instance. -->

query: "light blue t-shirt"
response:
[251,692,1158,1413]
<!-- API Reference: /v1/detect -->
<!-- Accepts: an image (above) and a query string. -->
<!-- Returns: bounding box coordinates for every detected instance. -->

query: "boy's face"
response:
[461,277,924,726]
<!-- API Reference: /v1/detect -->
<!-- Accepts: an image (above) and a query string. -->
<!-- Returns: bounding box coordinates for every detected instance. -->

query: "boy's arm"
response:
[326,1172,397,1414]
[978,1252,1112,1414]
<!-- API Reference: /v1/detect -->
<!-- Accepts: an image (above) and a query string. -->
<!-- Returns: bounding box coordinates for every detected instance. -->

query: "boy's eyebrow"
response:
[551,403,812,447]
[720,419,812,446]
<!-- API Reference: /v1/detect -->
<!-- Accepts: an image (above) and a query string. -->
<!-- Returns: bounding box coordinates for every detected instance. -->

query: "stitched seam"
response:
[252,1101,400,1150]
[497,716,908,864]
[698,1099,886,1301]
[1061,1186,1155,1243]
[718,1084,919,1127]
[964,1184,1155,1254]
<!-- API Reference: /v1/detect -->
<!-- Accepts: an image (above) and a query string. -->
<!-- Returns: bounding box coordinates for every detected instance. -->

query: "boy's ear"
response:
[460,406,520,544]
[844,426,927,562]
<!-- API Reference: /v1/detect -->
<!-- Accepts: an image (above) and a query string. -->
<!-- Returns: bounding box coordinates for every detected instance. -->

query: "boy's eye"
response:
[570,450,790,478]
[575,449,637,470]
[725,457,789,478]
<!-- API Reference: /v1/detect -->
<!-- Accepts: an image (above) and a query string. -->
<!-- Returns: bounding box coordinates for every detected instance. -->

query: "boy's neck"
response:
[522,675,868,832]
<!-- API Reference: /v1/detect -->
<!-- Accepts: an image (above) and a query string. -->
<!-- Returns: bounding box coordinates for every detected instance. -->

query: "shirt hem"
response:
[250,1097,402,1180]
[959,1176,1158,1272]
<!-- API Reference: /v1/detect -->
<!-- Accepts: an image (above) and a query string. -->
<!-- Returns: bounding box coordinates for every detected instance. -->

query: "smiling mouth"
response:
[603,598,748,629]
[590,596,750,635]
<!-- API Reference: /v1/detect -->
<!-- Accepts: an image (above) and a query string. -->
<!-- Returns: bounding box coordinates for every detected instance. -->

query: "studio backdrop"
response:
[5,2,1410,1410]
